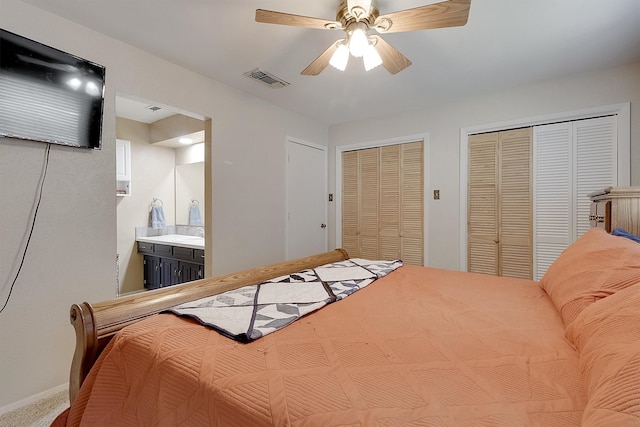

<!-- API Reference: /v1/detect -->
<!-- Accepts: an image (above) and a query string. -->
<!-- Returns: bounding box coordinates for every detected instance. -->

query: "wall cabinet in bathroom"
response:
[116,139,131,196]
[138,242,204,289]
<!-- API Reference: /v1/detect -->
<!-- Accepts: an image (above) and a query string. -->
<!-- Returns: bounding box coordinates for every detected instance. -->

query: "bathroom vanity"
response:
[137,235,205,289]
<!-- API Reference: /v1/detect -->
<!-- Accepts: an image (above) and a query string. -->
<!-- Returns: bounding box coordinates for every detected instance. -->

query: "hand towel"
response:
[150,206,166,229]
[189,205,203,226]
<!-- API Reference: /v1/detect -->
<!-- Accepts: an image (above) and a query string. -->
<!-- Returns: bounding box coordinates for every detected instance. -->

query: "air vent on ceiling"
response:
[244,68,290,88]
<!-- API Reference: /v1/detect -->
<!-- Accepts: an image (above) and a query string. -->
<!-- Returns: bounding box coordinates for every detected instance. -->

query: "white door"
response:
[286,139,327,259]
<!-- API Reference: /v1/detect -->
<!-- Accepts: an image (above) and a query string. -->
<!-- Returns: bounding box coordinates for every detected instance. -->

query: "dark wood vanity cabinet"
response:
[179,261,203,283]
[138,242,204,289]
[142,255,161,288]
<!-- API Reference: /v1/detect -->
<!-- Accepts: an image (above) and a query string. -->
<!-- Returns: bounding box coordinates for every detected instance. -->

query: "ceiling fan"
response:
[255,0,471,76]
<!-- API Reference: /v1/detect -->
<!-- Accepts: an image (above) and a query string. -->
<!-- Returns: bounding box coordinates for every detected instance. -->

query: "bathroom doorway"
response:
[115,94,208,295]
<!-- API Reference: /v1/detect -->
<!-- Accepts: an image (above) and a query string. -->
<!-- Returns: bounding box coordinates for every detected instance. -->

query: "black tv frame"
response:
[0,28,106,149]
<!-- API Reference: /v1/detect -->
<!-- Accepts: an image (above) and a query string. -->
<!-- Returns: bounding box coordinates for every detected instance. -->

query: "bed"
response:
[52,229,640,426]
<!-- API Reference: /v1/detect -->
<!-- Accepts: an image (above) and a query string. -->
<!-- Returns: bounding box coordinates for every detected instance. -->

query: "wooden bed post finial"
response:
[69,302,97,404]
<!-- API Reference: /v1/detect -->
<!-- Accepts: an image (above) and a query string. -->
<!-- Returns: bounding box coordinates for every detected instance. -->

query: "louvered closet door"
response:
[468,129,532,278]
[399,142,424,265]
[341,147,380,259]
[378,142,425,264]
[342,151,360,257]
[468,133,499,275]
[533,123,572,280]
[533,115,617,279]
[359,148,380,260]
[379,145,401,260]
[342,142,424,264]
[574,116,617,237]
[499,128,532,279]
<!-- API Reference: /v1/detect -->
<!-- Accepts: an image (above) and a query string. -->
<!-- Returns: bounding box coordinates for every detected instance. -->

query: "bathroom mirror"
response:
[175,160,205,226]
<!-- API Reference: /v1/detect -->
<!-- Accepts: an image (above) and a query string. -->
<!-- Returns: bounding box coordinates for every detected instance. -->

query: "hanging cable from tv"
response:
[0,143,51,314]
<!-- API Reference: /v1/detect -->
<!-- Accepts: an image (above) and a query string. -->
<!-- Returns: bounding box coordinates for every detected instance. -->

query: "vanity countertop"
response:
[136,234,205,250]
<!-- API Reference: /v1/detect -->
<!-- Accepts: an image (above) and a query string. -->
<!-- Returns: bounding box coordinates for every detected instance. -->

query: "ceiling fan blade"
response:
[301,42,340,76]
[371,35,412,74]
[256,9,341,30]
[374,0,470,33]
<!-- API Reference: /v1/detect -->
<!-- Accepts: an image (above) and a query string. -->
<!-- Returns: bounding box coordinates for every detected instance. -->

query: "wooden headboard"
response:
[68,248,349,403]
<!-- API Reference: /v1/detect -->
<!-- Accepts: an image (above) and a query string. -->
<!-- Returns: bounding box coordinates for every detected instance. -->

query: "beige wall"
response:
[0,0,327,409]
[328,61,640,271]
[116,118,176,295]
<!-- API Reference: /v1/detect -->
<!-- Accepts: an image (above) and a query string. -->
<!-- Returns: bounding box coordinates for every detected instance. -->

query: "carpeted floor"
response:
[0,389,68,427]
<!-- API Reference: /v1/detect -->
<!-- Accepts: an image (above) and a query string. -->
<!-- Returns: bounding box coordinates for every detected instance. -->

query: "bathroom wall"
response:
[116,117,176,294]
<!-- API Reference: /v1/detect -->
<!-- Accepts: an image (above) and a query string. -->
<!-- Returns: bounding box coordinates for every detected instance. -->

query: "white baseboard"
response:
[0,383,68,416]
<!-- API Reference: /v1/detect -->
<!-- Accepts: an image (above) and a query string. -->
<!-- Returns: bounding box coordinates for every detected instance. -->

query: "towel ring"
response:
[190,198,199,206]
[152,198,163,207]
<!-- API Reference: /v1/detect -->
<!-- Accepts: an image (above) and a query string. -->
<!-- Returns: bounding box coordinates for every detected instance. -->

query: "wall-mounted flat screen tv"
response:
[0,28,105,149]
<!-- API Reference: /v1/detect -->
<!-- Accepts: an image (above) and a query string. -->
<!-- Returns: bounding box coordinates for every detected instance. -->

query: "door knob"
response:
[321,223,327,228]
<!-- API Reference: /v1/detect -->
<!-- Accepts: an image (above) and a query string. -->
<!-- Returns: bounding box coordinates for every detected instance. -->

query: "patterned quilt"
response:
[168,258,403,342]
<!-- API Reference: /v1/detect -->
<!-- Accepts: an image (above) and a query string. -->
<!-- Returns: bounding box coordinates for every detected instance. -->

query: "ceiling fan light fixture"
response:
[256,0,472,76]
[329,43,350,71]
[348,22,369,57]
[363,44,382,71]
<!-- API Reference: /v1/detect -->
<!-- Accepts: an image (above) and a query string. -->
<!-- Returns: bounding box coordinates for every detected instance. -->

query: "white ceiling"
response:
[115,96,176,124]
[21,0,640,126]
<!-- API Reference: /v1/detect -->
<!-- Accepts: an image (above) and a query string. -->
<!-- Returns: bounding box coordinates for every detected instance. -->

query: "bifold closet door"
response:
[342,150,361,259]
[499,129,532,279]
[342,147,380,260]
[467,133,499,275]
[468,128,532,279]
[358,147,380,260]
[533,115,617,279]
[341,142,424,265]
[397,142,424,265]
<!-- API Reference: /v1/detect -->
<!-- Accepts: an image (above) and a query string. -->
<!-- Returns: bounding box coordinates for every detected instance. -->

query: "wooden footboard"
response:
[68,249,349,403]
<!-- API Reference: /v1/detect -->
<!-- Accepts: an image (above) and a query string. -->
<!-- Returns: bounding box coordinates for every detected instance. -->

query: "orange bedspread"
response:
[58,265,587,426]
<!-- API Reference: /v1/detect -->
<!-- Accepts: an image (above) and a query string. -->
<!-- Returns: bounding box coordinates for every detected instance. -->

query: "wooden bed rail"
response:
[68,249,349,403]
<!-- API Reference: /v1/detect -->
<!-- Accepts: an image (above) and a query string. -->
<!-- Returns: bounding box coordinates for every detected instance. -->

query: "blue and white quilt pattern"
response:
[168,258,403,342]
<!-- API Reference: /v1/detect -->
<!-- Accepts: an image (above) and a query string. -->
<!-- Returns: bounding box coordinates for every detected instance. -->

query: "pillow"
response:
[565,283,640,426]
[540,227,640,327]
[612,227,640,243]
